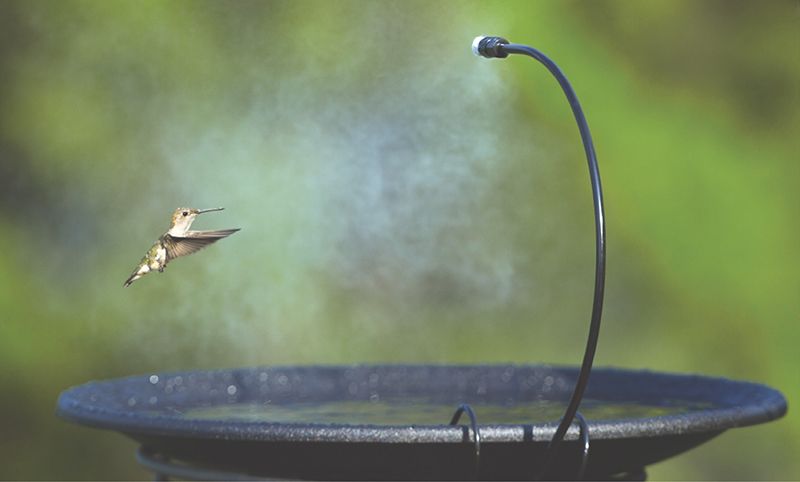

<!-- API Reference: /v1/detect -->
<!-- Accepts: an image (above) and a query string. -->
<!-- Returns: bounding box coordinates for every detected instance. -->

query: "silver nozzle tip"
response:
[472,36,487,57]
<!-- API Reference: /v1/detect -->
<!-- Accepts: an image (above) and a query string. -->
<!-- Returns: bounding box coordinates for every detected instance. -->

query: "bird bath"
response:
[57,36,787,480]
[57,364,786,480]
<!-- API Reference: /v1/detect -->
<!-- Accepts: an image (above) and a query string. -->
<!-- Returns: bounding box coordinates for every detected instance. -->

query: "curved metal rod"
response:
[449,403,481,477]
[473,37,606,479]
[574,411,590,480]
[503,40,605,481]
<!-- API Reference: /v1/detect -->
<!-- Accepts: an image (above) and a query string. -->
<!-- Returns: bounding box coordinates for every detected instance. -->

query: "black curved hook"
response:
[574,411,590,480]
[449,403,482,477]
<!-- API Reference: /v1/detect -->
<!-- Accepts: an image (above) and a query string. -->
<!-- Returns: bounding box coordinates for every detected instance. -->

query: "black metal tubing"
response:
[474,37,606,479]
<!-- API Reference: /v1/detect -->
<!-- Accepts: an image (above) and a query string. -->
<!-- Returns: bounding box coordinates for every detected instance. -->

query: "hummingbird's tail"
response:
[124,266,148,287]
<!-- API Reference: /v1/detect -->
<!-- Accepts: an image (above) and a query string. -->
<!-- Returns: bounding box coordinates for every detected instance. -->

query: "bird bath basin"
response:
[57,364,787,480]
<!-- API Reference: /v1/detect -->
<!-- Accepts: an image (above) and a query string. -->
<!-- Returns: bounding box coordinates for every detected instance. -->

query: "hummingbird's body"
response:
[124,207,239,287]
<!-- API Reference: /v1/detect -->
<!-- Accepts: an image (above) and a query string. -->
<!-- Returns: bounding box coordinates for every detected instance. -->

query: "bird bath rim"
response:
[57,363,787,443]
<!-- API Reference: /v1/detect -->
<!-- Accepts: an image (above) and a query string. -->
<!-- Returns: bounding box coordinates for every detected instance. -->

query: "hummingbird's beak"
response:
[197,207,224,214]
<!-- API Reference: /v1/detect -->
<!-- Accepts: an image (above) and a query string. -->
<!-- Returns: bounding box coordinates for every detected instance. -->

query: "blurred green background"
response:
[0,0,797,479]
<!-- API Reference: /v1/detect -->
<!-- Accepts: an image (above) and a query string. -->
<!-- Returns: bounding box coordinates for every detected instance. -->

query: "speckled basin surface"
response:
[57,364,786,480]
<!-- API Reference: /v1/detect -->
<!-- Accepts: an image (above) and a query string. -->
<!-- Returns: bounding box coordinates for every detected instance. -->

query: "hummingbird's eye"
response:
[182,211,188,217]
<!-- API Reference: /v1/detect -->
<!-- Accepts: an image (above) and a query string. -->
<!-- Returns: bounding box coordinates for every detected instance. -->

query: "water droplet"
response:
[227,385,238,395]
[277,374,288,385]
[348,382,359,395]
[148,396,158,405]
[259,372,269,382]
[149,375,159,385]
[369,393,380,402]
[127,397,137,407]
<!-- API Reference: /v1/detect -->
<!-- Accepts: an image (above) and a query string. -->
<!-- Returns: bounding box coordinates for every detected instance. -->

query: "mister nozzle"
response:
[472,36,510,58]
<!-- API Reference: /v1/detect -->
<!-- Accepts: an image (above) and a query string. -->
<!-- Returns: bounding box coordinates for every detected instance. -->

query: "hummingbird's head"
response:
[168,207,224,235]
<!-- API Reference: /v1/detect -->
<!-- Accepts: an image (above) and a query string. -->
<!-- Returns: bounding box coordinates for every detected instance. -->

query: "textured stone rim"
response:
[57,364,787,444]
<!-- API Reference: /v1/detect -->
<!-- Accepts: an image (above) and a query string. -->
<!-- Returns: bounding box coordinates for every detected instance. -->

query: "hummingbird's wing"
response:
[163,229,240,261]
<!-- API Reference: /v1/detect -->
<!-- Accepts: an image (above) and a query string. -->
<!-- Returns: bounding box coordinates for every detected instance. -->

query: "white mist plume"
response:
[114,9,533,364]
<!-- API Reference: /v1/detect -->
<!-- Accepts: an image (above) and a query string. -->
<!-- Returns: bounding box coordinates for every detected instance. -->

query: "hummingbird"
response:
[123,207,240,287]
